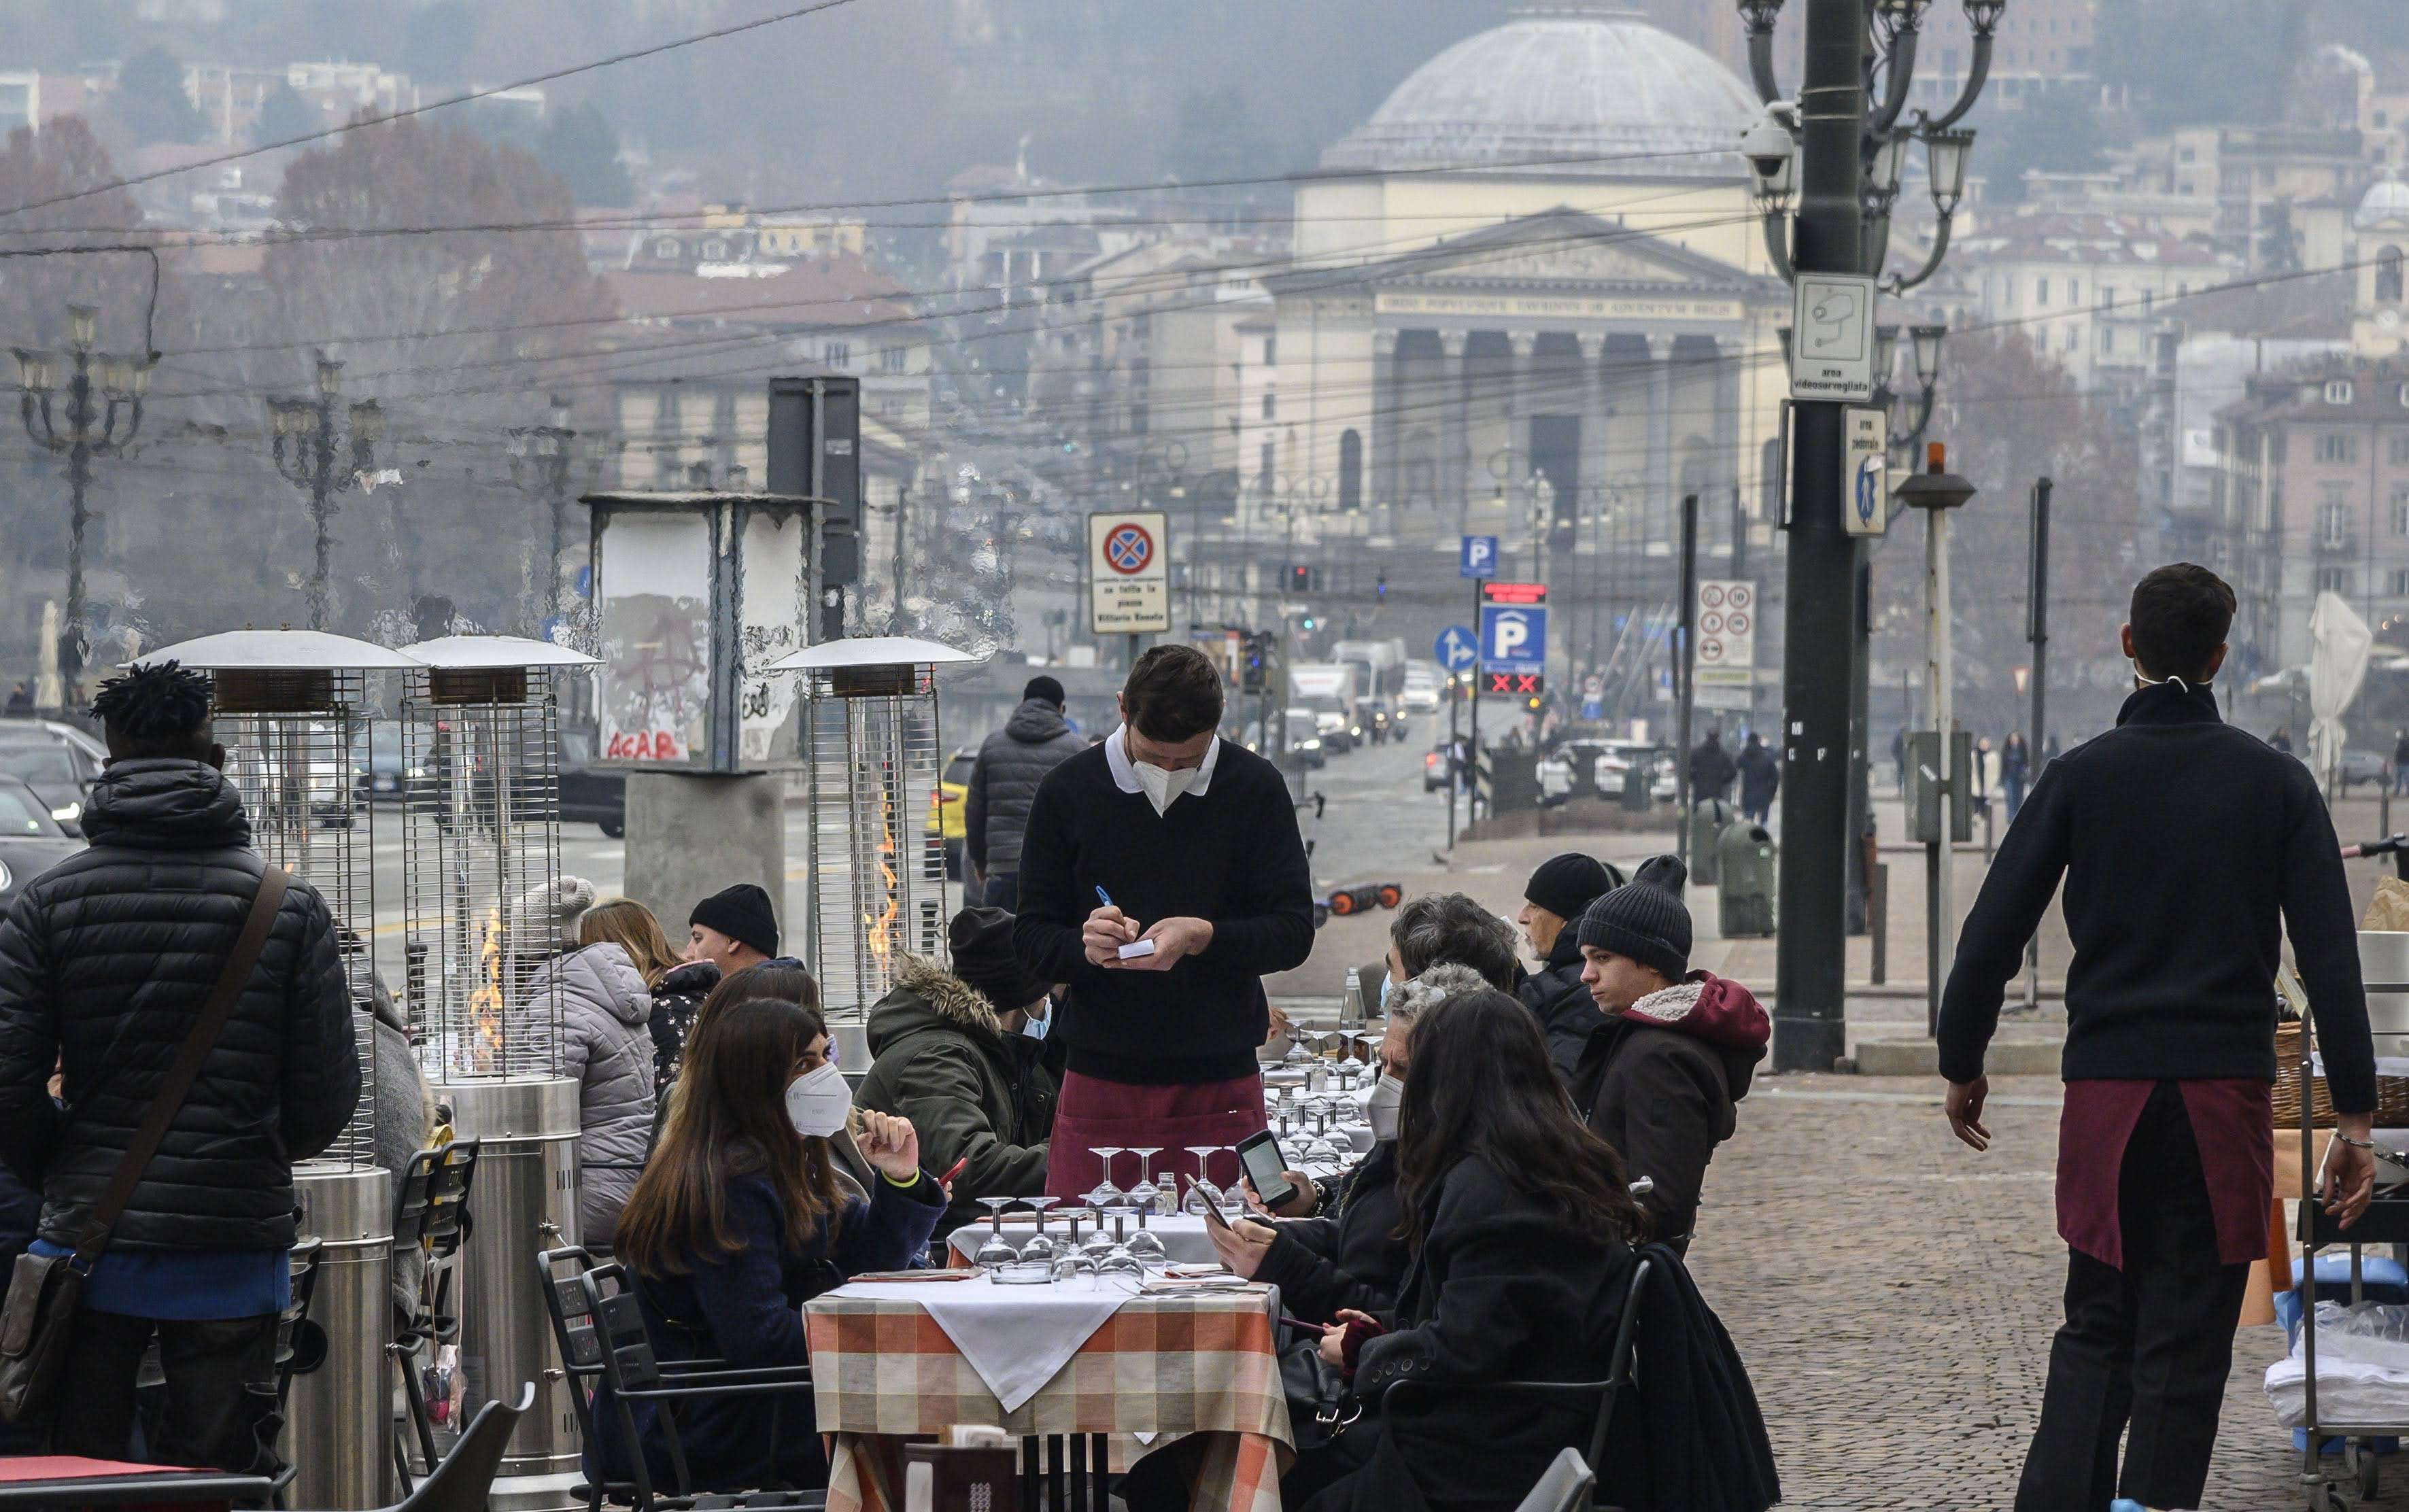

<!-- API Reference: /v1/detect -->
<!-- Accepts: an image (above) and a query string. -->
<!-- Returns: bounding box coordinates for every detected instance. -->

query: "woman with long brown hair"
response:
[1295,987,1645,1512]
[604,996,940,1492]
[579,899,681,986]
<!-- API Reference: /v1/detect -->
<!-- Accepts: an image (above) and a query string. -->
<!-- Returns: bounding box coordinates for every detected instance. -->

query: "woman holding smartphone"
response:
[604,996,943,1492]
[1293,989,1645,1512]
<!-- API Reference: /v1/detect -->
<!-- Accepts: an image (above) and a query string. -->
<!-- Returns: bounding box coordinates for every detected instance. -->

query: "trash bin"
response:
[1688,799,1732,884]
[1718,821,1777,938]
[1622,763,1652,813]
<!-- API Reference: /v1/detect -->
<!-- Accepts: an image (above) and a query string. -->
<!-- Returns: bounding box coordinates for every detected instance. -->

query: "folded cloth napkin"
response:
[829,1278,1136,1412]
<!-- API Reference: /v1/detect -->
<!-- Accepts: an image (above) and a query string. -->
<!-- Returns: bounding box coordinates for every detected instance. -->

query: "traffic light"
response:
[1376,571,1387,600]
[1287,564,1318,593]
[1241,634,1266,693]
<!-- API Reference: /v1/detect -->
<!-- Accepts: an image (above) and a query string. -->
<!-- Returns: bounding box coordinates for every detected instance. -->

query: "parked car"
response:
[557,727,628,838]
[1424,740,1456,793]
[929,748,974,880]
[2342,749,2392,791]
[0,733,103,834]
[1590,740,1678,804]
[0,774,84,909]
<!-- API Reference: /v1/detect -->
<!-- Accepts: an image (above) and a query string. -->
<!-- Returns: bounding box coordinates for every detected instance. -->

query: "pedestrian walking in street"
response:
[0,662,360,1473]
[1571,856,1771,1254]
[1736,732,1779,825]
[965,675,1084,910]
[1013,643,1314,1203]
[1893,725,1909,792]
[1938,564,2377,1512]
[2002,732,2032,821]
[513,878,657,1250]
[854,907,1057,1240]
[1689,728,1737,804]
[2393,728,2409,795]
[683,882,779,977]
[1514,853,1624,1077]
[2271,724,2295,754]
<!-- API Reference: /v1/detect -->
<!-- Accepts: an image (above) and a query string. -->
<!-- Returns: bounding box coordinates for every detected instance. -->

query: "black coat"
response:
[1735,742,1779,810]
[0,759,359,1254]
[646,959,719,1094]
[1256,1141,1405,1325]
[1515,933,1601,1080]
[964,698,1084,876]
[1337,1157,1638,1511]
[1688,741,1735,801]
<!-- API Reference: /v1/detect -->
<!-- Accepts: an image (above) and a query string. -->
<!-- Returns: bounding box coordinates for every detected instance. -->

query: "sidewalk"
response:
[1696,1074,2357,1511]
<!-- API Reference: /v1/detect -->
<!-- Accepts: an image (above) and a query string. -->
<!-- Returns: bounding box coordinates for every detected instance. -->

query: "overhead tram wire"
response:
[0,0,876,221]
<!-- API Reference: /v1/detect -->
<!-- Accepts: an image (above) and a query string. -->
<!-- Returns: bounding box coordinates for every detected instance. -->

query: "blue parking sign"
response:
[1480,604,1548,672]
[1460,535,1499,578]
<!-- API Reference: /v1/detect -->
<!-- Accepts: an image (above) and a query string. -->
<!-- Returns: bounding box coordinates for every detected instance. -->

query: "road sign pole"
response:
[1467,579,1482,828]
[1675,493,1698,875]
[1447,664,1460,851]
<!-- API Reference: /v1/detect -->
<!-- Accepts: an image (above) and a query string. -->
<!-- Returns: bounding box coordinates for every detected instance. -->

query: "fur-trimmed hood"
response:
[1623,970,1770,1099]
[866,954,1005,1052]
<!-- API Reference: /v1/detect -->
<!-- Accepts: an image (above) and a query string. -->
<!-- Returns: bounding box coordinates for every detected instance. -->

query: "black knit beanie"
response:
[949,906,1046,1014]
[1575,854,1691,982]
[689,883,780,959]
[1524,852,1620,923]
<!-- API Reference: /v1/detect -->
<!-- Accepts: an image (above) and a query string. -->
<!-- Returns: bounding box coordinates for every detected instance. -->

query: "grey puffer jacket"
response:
[524,942,655,1246]
[0,758,359,1254]
[965,699,1084,876]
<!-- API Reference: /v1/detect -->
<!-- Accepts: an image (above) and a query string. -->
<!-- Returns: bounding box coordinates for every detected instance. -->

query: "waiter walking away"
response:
[1938,564,2378,1512]
[1015,644,1314,1202]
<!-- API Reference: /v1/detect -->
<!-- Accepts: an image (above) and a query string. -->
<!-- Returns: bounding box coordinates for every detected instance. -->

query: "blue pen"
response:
[1095,885,1114,909]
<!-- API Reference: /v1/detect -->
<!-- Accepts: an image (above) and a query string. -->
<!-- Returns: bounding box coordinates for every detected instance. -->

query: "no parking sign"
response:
[1089,511,1170,634]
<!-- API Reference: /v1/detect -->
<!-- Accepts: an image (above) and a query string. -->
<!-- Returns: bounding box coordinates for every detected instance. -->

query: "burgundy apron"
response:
[1043,1068,1269,1203]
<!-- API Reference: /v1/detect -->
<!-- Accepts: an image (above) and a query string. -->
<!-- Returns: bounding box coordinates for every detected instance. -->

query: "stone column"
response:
[1577,331,1611,543]
[1712,334,1743,562]
[1439,330,1469,530]
[1372,328,1403,533]
[1645,335,1675,547]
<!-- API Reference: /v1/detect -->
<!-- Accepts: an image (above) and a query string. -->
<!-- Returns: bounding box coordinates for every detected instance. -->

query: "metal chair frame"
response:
[1383,1257,1652,1511]
[287,1382,531,1512]
[388,1140,481,1493]
[536,1245,819,1512]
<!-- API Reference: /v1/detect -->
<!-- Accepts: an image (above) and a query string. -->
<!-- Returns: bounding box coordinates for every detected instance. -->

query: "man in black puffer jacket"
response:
[0,662,358,1472]
[1514,852,1622,1078]
[964,676,1084,909]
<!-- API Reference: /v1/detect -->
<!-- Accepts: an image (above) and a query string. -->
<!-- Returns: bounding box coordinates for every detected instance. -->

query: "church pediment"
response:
[1267,206,1771,303]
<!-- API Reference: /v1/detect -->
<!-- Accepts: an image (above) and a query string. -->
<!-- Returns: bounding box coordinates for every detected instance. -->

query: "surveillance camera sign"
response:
[1790,273,1879,402]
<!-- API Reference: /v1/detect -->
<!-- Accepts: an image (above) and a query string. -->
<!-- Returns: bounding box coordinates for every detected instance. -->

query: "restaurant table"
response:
[805,1276,1293,1512]
[0,1456,275,1509]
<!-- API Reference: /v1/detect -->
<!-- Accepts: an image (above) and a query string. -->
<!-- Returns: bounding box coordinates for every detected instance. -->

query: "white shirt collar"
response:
[1104,723,1220,799]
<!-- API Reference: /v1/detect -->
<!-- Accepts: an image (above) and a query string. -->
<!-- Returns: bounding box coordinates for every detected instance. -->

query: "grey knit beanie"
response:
[1575,854,1691,982]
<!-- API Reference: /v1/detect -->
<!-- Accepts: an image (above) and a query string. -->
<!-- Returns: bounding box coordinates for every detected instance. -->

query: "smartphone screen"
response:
[1237,1131,1297,1209]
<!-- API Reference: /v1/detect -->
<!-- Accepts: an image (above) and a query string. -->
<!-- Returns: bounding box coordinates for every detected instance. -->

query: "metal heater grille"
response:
[213,670,378,1172]
[403,676,568,1081]
[803,664,951,1016]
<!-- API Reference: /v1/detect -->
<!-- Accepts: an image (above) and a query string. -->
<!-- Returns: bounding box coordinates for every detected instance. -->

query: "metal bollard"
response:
[1870,863,1888,986]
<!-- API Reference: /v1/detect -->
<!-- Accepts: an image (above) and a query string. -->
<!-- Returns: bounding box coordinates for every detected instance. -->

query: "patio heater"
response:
[135,629,419,1512]
[399,634,598,1510]
[772,636,976,1072]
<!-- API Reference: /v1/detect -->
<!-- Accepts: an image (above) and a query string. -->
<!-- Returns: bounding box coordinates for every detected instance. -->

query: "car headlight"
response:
[1301,738,1321,751]
[49,803,79,823]
[0,859,12,892]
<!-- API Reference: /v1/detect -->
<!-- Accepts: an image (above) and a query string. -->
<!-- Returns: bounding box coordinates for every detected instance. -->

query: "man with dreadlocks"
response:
[0,662,358,1472]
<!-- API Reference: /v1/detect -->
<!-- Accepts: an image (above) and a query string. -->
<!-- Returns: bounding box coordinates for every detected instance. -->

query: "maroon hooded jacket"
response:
[1571,970,1769,1254]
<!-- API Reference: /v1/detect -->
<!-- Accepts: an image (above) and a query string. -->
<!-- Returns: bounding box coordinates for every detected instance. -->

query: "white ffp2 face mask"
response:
[1133,761,1199,816]
[785,1061,852,1139]
[1366,1073,1405,1142]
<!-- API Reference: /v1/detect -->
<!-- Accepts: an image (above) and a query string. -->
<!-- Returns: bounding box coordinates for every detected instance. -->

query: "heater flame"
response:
[864,794,900,969]
[465,904,505,1075]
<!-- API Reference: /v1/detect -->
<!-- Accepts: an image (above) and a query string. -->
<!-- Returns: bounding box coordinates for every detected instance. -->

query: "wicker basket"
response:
[2273,1020,2409,1127]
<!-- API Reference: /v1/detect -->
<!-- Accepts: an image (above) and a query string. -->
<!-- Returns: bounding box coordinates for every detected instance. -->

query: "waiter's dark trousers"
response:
[2016,1080,2251,1512]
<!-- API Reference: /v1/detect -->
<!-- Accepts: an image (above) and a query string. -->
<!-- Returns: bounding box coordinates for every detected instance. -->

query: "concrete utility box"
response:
[1718,821,1777,938]
[1688,798,1733,884]
[1489,748,1541,812]
[1622,762,1652,812]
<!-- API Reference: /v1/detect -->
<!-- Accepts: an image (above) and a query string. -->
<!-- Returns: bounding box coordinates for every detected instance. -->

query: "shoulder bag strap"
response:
[71,865,292,1265]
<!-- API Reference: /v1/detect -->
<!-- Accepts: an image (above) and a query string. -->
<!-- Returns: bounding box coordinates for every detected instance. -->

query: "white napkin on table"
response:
[829,1278,1135,1412]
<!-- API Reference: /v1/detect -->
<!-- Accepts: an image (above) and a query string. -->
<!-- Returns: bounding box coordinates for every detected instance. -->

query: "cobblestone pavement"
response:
[1691,1075,2404,1512]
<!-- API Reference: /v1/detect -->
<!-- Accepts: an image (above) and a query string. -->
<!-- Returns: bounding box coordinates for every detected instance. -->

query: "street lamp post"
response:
[508,396,577,636]
[1739,0,1998,1073]
[14,303,152,708]
[268,353,382,633]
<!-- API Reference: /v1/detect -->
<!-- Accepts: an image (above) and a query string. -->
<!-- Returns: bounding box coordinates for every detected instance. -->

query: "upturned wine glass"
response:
[1087,1148,1125,1209]
[1127,1148,1164,1215]
[1019,1196,1061,1262]
[972,1198,1021,1271]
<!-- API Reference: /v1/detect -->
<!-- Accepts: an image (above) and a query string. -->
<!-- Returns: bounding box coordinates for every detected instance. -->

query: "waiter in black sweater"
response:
[1938,563,2377,1512]
[1015,644,1314,1203]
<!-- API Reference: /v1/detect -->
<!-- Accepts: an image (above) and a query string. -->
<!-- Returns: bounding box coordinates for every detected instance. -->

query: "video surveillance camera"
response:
[1741,101,1801,189]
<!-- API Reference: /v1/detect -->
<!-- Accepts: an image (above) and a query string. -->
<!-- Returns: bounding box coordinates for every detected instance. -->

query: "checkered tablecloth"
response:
[805,1284,1294,1512]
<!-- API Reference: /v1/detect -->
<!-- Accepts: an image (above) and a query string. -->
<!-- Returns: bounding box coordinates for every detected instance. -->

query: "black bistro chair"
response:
[1384,1257,1652,1512]
[289,1383,530,1512]
[390,1139,482,1492]
[536,1245,821,1511]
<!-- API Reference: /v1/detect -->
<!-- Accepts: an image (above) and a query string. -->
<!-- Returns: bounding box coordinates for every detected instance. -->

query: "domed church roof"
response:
[2359,172,2409,231]
[1322,5,1758,178]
